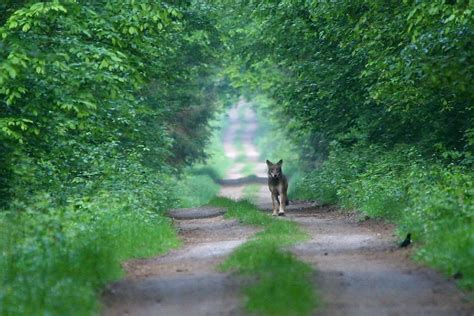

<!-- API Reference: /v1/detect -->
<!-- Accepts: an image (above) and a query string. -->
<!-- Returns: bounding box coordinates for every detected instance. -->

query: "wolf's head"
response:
[266,159,283,180]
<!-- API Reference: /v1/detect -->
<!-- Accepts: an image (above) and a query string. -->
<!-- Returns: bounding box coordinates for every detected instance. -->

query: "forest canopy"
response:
[0,0,226,204]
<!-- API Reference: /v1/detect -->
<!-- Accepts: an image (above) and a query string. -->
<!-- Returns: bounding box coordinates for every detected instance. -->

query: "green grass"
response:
[234,142,247,163]
[175,173,221,208]
[205,117,234,179]
[210,197,319,316]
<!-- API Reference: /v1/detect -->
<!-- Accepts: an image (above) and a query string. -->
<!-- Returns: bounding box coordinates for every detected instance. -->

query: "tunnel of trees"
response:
[1,0,472,314]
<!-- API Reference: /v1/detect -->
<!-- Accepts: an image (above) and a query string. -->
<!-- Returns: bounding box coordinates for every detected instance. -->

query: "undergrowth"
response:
[0,165,180,315]
[210,197,318,316]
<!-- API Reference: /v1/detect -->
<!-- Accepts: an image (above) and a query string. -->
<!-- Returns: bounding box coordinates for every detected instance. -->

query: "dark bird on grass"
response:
[400,233,411,248]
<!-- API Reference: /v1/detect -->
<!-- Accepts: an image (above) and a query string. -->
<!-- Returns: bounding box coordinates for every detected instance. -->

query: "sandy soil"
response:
[102,100,473,316]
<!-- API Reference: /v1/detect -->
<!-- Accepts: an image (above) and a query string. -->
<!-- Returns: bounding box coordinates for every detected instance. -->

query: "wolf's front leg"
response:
[278,193,286,216]
[271,193,278,216]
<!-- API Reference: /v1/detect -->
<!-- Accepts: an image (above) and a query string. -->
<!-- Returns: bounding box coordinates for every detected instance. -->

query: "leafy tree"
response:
[0,0,224,205]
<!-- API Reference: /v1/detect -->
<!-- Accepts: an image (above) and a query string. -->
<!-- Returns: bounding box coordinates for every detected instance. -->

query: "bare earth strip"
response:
[103,100,472,315]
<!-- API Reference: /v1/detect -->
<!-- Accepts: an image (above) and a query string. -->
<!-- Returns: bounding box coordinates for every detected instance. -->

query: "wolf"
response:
[266,159,289,216]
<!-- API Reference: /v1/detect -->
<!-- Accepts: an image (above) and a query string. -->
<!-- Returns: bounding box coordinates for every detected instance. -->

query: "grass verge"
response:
[0,193,180,315]
[210,197,319,316]
[0,109,233,315]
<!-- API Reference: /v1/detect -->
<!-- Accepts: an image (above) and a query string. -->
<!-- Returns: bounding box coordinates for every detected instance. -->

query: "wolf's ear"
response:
[277,159,283,165]
[266,160,273,166]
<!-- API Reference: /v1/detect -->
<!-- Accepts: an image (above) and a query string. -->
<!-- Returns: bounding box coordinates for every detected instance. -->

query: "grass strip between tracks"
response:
[210,197,319,316]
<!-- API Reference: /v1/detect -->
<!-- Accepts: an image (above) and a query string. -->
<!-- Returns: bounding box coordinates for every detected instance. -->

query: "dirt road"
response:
[102,100,261,316]
[103,100,472,315]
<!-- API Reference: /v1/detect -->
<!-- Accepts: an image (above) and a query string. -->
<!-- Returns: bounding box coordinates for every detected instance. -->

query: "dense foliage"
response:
[220,0,474,289]
[1,0,223,203]
[0,1,225,314]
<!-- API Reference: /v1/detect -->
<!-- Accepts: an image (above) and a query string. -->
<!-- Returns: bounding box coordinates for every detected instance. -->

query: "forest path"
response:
[101,212,255,315]
[102,101,472,316]
[102,102,265,316]
[101,100,262,315]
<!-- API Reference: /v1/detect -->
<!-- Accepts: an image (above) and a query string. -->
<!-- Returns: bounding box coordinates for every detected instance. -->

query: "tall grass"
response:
[0,111,236,315]
[0,104,247,315]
